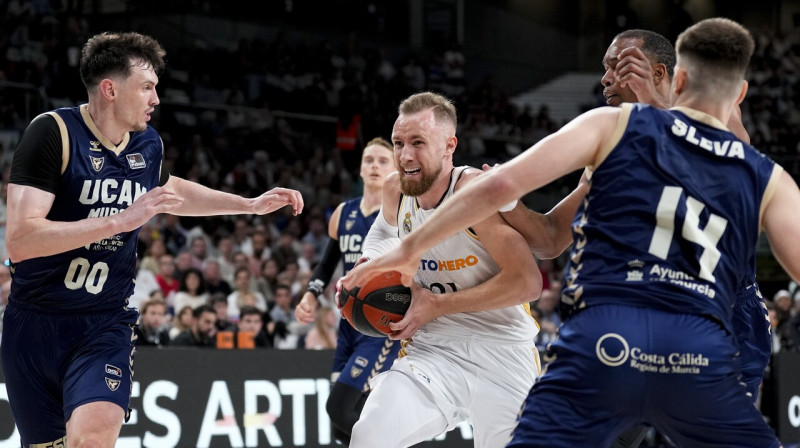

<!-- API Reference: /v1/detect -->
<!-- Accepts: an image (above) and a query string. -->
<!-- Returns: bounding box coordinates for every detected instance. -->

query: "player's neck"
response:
[85,101,127,146]
[360,189,382,215]
[672,94,733,129]
[416,166,454,210]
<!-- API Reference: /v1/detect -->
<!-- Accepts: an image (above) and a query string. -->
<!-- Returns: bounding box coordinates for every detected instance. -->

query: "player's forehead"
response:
[363,144,392,158]
[392,109,438,140]
[603,37,642,64]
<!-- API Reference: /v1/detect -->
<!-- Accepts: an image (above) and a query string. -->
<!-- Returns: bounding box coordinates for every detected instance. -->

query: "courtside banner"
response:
[773,352,800,443]
[0,348,474,448]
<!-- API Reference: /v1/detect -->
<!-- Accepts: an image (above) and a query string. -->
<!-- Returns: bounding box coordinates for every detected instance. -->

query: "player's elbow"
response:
[514,268,543,303]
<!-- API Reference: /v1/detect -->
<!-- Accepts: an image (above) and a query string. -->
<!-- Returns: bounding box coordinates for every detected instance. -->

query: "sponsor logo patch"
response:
[105,364,122,377]
[126,153,146,169]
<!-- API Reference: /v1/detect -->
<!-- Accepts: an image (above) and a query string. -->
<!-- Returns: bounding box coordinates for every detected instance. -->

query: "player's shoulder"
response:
[453,165,484,191]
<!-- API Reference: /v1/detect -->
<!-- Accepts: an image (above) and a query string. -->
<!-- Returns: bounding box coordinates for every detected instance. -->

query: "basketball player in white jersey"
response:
[347,91,542,448]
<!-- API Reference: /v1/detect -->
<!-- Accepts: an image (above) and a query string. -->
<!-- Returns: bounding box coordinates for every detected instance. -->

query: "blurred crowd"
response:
[1,2,800,356]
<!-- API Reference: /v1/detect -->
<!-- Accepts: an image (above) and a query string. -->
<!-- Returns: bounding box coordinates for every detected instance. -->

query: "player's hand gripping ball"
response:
[339,271,411,337]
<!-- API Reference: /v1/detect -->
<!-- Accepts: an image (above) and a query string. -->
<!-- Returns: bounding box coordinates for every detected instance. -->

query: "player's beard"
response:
[400,163,442,196]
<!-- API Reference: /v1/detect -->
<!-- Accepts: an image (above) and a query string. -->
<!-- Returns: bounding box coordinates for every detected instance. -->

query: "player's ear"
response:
[99,78,116,100]
[672,67,687,96]
[445,135,457,155]
[735,80,748,105]
[652,63,667,86]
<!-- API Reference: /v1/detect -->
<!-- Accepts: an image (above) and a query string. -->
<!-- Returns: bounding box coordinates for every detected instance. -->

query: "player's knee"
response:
[65,433,115,448]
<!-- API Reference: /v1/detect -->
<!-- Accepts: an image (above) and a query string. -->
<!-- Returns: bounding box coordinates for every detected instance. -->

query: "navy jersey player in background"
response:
[3,32,303,448]
[295,137,402,445]
[492,28,772,447]
[345,18,799,447]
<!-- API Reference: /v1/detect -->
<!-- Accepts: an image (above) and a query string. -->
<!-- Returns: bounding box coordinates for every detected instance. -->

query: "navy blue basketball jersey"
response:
[10,105,164,312]
[337,197,378,273]
[562,104,780,331]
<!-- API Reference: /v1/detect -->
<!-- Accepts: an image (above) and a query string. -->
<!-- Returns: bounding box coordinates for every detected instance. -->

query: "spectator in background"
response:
[172,267,209,312]
[140,238,167,274]
[160,214,188,255]
[278,259,303,296]
[188,235,210,269]
[134,297,171,347]
[246,229,272,278]
[169,305,194,340]
[155,254,179,304]
[304,306,338,350]
[173,250,195,281]
[255,258,280,305]
[232,217,253,254]
[215,234,237,284]
[227,267,267,320]
[236,305,271,348]
[269,283,299,349]
[171,304,218,347]
[210,293,235,332]
[203,259,233,296]
[129,258,161,310]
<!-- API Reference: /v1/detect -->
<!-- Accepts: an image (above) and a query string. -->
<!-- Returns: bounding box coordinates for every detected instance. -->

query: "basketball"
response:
[340,271,412,337]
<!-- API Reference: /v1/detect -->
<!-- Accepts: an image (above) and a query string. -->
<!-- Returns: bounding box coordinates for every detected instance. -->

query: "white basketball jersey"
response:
[397,166,539,344]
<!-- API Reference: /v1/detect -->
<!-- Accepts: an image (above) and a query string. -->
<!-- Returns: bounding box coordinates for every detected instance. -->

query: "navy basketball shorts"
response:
[732,292,771,401]
[507,304,780,448]
[1,301,138,445]
[333,319,401,392]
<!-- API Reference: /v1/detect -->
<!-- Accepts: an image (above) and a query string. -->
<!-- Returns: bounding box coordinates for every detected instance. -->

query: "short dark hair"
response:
[80,32,166,90]
[193,304,216,319]
[239,306,263,321]
[676,17,754,83]
[615,29,676,79]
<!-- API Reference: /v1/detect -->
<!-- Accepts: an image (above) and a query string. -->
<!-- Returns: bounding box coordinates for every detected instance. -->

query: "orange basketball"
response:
[340,271,412,337]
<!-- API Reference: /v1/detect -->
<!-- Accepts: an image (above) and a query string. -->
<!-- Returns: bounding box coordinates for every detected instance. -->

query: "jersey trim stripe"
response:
[44,112,70,174]
[596,103,632,169]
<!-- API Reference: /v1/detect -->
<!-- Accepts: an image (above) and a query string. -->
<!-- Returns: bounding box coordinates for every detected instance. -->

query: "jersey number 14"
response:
[648,186,728,283]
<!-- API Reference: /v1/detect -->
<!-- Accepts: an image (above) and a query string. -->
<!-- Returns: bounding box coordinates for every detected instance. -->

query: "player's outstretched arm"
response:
[762,169,800,282]
[487,165,590,259]
[5,183,183,262]
[165,176,304,217]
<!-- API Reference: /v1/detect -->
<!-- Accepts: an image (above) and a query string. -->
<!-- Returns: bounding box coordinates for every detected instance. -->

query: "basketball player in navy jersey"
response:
[346,18,796,447]
[3,32,303,447]
[493,29,772,447]
[295,137,402,445]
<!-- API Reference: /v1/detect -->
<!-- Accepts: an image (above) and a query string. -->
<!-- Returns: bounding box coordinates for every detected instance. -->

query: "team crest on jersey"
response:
[403,213,412,234]
[350,366,363,378]
[126,153,146,169]
[105,377,121,391]
[345,220,355,231]
[90,156,104,172]
[89,140,102,152]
